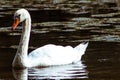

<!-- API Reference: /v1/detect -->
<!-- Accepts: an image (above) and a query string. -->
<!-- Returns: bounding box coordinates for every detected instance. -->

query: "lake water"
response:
[0,7,120,80]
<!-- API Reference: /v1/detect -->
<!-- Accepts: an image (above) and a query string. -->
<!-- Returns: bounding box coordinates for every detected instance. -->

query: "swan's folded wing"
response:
[28,44,80,66]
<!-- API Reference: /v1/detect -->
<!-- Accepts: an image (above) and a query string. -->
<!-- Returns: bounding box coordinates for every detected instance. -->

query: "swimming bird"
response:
[12,9,89,68]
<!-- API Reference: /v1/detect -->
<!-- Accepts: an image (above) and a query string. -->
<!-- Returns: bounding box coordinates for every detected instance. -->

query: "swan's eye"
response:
[14,14,20,20]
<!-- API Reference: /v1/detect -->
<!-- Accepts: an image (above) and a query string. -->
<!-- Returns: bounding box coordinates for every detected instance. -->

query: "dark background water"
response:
[0,0,120,80]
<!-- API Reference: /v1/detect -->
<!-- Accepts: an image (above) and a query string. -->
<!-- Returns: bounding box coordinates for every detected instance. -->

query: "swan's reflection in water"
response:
[12,62,88,80]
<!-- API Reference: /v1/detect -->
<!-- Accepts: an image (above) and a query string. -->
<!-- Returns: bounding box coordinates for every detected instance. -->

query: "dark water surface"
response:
[0,7,120,79]
[0,41,120,80]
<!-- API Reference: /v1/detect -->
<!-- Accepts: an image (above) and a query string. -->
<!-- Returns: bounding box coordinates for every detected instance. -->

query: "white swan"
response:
[12,9,89,68]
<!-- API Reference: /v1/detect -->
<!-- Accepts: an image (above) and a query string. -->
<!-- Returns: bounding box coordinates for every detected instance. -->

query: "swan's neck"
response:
[12,16,31,68]
[19,18,31,56]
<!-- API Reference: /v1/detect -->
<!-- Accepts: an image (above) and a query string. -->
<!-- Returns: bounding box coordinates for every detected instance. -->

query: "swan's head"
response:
[12,9,30,30]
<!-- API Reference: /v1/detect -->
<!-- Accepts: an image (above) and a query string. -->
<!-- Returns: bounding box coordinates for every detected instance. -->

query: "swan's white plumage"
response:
[12,9,89,68]
[29,43,88,67]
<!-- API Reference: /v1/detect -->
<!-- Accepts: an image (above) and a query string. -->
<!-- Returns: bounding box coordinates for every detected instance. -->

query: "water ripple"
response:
[28,62,88,79]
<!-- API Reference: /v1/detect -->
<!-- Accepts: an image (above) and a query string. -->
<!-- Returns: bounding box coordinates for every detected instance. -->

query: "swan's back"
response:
[28,42,88,67]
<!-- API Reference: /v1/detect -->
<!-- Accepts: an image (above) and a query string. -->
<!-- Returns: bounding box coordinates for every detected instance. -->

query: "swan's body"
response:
[12,9,89,68]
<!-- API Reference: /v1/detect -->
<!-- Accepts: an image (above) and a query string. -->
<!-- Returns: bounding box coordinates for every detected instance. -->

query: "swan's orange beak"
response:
[12,18,20,30]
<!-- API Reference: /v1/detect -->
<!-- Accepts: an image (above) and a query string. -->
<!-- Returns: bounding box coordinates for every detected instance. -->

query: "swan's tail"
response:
[74,41,89,55]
